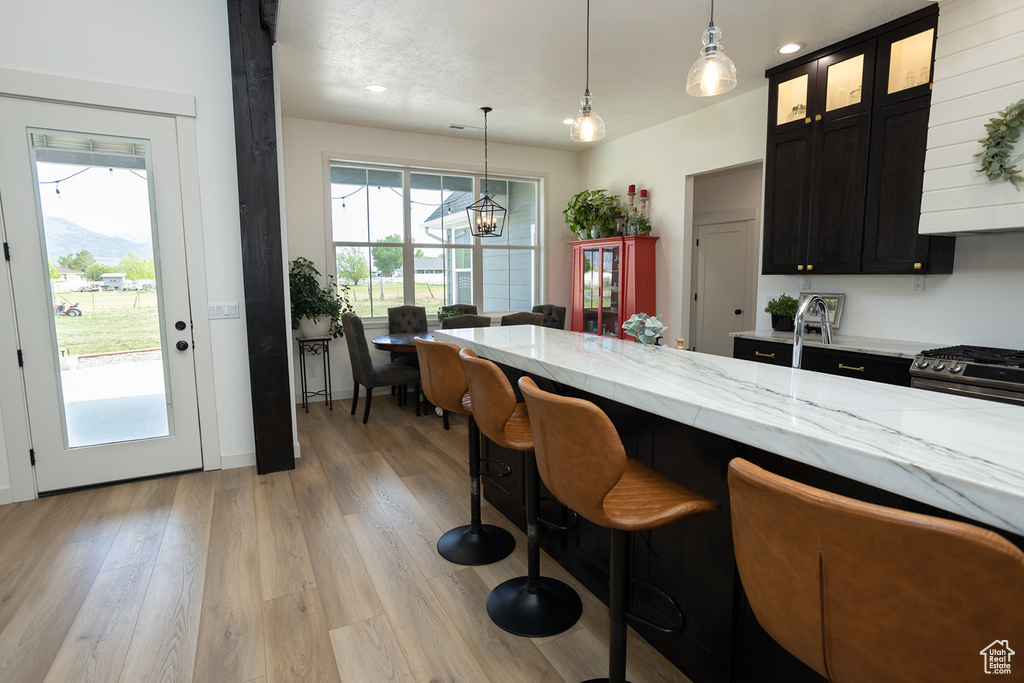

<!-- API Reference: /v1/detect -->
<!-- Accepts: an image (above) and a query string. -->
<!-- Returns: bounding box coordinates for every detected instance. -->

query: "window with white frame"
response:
[329,163,539,318]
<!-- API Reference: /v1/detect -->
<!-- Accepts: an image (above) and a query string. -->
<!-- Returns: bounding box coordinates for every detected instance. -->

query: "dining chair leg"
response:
[443,411,450,430]
[362,387,373,424]
[415,383,421,417]
[350,383,360,416]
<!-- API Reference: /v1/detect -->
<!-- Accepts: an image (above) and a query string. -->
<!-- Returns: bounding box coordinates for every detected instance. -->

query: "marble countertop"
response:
[435,326,1024,536]
[730,329,937,359]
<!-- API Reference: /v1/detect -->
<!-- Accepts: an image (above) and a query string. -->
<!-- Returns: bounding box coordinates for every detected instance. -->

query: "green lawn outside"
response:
[343,281,450,319]
[54,290,161,355]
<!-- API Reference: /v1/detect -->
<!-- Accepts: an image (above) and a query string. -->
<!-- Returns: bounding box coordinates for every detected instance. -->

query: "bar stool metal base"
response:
[436,524,515,566]
[485,575,583,638]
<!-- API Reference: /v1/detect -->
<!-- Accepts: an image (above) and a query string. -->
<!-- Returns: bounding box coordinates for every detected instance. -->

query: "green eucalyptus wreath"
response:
[976,98,1024,190]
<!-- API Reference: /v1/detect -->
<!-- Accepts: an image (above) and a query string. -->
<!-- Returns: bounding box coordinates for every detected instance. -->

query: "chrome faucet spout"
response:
[792,295,833,369]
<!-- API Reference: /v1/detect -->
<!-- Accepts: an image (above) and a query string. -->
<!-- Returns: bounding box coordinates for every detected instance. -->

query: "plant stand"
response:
[297,336,332,412]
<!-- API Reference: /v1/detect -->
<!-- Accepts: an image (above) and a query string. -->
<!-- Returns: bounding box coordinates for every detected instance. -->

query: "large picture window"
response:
[329,163,539,318]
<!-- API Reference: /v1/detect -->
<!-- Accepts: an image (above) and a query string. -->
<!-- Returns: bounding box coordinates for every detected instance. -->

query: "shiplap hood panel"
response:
[920,0,1024,235]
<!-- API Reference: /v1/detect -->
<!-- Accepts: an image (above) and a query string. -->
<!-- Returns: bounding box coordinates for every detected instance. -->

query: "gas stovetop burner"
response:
[920,345,1024,367]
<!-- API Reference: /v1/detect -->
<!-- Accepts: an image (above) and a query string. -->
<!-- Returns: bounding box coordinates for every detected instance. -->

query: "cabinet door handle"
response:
[838,364,865,372]
[807,264,814,271]
[814,114,822,121]
[804,117,812,124]
[914,262,922,270]
[756,352,776,359]
[797,265,804,271]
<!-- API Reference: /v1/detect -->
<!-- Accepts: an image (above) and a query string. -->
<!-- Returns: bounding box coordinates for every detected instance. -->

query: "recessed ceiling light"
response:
[562,118,574,125]
[777,43,804,55]
[365,84,387,93]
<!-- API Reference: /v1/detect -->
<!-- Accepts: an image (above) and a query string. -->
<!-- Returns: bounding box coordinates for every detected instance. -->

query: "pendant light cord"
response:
[483,109,489,190]
[585,0,591,93]
[709,0,715,28]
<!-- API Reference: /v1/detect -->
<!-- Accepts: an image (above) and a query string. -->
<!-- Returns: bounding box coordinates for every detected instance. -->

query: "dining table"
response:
[370,331,434,354]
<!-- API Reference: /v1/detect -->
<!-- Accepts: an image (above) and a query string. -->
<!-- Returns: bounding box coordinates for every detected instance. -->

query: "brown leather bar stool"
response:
[519,377,720,683]
[460,349,583,638]
[415,338,515,566]
[728,458,1024,682]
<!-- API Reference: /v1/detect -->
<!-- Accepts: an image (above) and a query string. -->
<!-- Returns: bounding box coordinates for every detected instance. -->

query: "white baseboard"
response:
[220,451,256,470]
[294,441,301,459]
[0,486,12,506]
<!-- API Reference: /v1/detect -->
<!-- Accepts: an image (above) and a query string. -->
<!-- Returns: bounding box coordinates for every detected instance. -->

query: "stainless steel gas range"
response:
[911,345,1024,407]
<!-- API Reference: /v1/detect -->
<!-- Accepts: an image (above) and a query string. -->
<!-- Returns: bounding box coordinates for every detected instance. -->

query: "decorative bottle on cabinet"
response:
[570,235,658,339]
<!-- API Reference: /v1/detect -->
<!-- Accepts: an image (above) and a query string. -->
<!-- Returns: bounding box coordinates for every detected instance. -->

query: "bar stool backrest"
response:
[519,376,626,528]
[728,458,1024,682]
[415,339,469,415]
[459,349,523,450]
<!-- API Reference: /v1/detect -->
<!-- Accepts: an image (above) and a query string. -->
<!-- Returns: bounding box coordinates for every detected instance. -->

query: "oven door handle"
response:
[911,377,1024,407]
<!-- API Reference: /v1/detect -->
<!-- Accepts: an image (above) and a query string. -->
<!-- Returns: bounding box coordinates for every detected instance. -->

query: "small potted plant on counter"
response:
[764,293,798,332]
[289,256,352,338]
[564,189,622,240]
[622,312,667,345]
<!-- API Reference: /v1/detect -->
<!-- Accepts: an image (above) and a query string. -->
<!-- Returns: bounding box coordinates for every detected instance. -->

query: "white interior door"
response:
[0,96,202,492]
[695,220,754,356]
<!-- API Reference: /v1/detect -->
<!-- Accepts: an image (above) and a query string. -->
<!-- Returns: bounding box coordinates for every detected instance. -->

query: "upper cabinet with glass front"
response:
[769,41,876,134]
[874,15,936,107]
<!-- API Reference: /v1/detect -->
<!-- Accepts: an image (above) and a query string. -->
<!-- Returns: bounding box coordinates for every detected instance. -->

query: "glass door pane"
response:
[601,246,620,337]
[582,248,599,333]
[31,131,170,448]
[887,29,934,94]
[825,54,865,111]
[776,74,809,126]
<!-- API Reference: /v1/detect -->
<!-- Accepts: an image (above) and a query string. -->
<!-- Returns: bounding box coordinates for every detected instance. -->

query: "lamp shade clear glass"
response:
[686,25,738,97]
[570,91,606,142]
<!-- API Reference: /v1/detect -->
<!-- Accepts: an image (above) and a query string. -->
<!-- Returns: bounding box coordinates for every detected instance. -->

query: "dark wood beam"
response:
[226,0,294,474]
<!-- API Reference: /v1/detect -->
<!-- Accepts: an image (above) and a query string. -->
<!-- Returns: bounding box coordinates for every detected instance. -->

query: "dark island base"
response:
[480,367,1023,683]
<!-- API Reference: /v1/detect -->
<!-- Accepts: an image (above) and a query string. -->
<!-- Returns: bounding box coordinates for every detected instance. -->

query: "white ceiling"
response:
[276,0,933,152]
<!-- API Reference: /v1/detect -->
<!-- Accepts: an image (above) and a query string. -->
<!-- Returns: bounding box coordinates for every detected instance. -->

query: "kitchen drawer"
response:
[802,347,912,386]
[733,338,792,367]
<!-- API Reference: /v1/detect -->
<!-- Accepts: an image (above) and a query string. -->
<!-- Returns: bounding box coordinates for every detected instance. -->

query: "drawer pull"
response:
[839,364,865,372]
[755,352,776,359]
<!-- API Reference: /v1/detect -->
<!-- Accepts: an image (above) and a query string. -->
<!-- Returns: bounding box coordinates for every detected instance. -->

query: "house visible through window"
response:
[330,163,539,318]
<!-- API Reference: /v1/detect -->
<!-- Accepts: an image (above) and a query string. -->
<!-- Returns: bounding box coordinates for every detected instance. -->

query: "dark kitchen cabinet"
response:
[733,337,912,387]
[761,6,952,276]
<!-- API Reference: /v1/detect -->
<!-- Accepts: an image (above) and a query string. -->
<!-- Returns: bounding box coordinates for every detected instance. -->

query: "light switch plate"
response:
[912,275,924,291]
[208,301,241,319]
[800,276,811,290]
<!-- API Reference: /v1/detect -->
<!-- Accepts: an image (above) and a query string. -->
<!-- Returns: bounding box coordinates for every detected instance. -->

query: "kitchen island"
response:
[434,325,1024,682]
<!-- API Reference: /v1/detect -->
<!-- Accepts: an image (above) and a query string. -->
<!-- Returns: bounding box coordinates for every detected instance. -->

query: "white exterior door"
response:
[0,96,202,492]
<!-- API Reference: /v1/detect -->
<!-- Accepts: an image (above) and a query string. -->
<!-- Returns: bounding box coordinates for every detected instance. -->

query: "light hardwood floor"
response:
[0,396,691,682]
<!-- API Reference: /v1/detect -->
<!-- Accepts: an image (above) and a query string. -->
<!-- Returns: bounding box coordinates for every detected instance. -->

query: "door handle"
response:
[734,309,742,315]
[755,351,775,359]
[176,340,190,351]
[838,364,865,372]
[175,320,187,331]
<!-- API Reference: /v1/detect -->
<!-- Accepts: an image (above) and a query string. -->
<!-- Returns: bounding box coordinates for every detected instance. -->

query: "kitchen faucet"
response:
[792,295,833,369]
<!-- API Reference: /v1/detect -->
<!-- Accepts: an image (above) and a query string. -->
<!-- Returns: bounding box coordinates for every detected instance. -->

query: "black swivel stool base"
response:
[437,524,515,566]
[486,452,582,637]
[486,574,583,638]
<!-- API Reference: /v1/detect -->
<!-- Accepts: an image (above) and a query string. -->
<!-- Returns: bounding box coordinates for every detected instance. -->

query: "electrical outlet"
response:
[912,275,925,291]
[800,276,811,290]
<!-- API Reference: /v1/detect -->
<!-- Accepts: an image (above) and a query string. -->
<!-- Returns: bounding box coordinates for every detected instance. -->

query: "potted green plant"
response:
[764,293,799,332]
[564,189,622,239]
[289,257,352,338]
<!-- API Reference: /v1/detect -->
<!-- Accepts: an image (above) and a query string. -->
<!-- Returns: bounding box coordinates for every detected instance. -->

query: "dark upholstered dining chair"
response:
[531,304,566,330]
[387,305,427,366]
[500,311,544,327]
[441,314,491,329]
[341,312,421,424]
[439,304,478,317]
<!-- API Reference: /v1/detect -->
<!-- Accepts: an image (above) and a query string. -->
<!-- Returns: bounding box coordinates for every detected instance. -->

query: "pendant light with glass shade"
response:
[570,0,605,142]
[466,107,506,238]
[686,0,738,97]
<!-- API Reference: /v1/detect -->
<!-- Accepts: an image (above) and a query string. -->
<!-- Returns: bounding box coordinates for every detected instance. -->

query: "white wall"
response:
[0,0,257,484]
[579,88,770,343]
[281,117,580,398]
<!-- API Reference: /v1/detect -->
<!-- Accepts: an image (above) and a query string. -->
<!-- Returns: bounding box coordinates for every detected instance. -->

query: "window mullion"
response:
[402,169,415,305]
